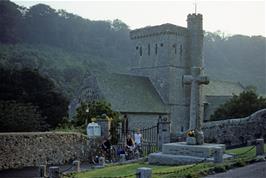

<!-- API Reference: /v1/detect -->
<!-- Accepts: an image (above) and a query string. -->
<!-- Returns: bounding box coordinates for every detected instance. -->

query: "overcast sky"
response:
[13,0,265,37]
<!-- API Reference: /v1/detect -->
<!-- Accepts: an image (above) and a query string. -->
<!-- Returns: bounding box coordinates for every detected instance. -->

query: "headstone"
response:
[256,139,264,156]
[183,67,209,145]
[48,166,60,178]
[87,122,101,138]
[73,160,80,172]
[136,167,152,178]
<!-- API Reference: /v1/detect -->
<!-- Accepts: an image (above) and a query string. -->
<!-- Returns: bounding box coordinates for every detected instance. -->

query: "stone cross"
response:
[183,67,209,144]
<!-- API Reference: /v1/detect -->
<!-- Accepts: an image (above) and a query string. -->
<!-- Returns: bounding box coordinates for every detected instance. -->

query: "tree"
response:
[0,67,69,128]
[0,100,49,132]
[75,101,120,143]
[0,0,22,43]
[210,89,266,121]
[75,101,119,126]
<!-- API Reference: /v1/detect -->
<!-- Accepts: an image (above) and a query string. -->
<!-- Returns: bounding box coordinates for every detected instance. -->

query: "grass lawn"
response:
[66,144,266,178]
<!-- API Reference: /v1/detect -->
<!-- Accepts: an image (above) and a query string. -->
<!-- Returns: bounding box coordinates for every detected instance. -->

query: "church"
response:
[69,13,244,133]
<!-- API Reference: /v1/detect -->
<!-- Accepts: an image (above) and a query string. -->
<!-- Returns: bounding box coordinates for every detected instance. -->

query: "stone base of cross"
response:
[183,67,209,145]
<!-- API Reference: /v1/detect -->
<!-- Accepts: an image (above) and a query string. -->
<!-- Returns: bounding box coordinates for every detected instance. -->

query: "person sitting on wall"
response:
[125,133,135,159]
[125,134,135,151]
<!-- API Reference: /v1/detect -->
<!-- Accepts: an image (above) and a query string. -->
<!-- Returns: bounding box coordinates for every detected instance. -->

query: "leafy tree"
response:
[210,89,266,121]
[75,101,119,126]
[0,100,49,132]
[0,0,22,43]
[0,67,69,128]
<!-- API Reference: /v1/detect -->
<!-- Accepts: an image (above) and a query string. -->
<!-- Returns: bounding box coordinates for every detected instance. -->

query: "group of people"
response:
[100,128,143,161]
[125,128,143,151]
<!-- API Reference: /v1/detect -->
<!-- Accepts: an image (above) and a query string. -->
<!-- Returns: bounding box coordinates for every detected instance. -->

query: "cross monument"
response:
[183,67,209,145]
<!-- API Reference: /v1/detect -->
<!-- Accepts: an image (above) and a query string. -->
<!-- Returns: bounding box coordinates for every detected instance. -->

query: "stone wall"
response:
[0,132,99,170]
[203,109,266,147]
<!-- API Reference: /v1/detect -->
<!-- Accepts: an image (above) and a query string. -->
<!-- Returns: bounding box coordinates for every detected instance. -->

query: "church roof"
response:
[203,80,245,96]
[94,72,169,114]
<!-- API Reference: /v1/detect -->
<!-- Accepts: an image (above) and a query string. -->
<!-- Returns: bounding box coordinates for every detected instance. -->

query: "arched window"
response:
[148,44,150,56]
[140,47,142,56]
[155,44,158,55]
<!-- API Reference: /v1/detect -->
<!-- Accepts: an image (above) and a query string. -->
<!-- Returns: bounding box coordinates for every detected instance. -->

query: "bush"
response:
[210,89,266,121]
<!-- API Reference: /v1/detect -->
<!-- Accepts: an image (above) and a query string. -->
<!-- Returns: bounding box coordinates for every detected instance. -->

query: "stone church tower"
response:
[130,13,203,133]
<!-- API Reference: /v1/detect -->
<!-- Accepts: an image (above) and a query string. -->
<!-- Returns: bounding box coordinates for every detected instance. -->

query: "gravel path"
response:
[204,161,266,178]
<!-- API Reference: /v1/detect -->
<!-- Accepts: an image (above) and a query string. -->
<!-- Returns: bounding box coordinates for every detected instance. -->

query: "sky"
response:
[13,0,266,37]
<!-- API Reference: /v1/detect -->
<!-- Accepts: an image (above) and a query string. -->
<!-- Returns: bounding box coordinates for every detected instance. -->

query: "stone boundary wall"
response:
[203,109,266,147]
[0,132,98,170]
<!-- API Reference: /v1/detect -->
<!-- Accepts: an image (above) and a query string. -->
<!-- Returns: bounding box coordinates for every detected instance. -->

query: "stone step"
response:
[148,152,232,165]
[162,142,225,157]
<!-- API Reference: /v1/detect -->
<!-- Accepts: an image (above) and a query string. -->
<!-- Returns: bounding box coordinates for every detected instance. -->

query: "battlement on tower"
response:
[130,23,188,40]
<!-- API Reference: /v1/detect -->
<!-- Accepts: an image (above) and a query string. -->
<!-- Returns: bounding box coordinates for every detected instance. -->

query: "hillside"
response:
[0,0,265,97]
[204,32,266,94]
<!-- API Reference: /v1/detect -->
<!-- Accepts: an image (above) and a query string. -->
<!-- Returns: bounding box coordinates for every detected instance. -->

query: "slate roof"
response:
[203,80,245,96]
[94,72,169,114]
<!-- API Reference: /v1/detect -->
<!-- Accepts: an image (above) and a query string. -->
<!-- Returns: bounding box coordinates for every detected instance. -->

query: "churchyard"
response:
[1,1,266,178]
[64,144,266,178]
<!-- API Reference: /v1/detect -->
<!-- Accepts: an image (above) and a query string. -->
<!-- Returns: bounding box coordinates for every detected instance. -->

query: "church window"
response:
[140,47,142,56]
[136,46,139,50]
[179,44,183,58]
[160,43,164,47]
[173,44,177,54]
[155,44,158,55]
[148,44,150,56]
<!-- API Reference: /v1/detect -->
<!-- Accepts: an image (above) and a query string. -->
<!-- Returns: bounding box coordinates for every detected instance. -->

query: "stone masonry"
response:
[0,132,100,170]
[203,109,266,147]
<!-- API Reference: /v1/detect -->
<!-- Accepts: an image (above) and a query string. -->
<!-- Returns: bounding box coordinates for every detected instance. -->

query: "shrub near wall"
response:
[203,109,266,147]
[0,132,99,170]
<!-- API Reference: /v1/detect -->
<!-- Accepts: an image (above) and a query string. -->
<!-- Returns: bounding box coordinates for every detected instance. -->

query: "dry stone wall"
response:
[203,109,266,147]
[0,132,99,170]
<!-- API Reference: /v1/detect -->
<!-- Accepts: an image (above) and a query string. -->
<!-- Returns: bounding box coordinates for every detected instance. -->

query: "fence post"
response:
[136,167,152,178]
[158,117,170,150]
[96,118,111,137]
[39,165,47,177]
[213,147,223,163]
[73,160,80,172]
[256,138,264,156]
[49,166,60,178]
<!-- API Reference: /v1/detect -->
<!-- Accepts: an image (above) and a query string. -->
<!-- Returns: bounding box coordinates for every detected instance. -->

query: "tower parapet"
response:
[130,24,187,40]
